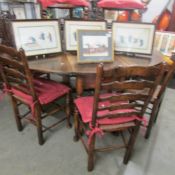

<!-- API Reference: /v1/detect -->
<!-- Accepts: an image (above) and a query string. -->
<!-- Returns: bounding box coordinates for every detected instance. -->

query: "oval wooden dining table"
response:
[29,51,164,96]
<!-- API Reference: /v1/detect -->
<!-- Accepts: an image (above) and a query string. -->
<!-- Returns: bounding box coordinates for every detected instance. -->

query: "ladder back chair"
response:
[145,59,175,138]
[73,63,165,171]
[0,44,71,145]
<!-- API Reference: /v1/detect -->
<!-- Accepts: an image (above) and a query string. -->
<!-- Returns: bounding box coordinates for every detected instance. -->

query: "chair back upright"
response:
[0,45,37,101]
[91,63,165,127]
[159,60,175,98]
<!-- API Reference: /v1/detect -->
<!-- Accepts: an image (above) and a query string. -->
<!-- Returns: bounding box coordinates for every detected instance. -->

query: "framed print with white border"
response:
[112,22,155,55]
[64,20,106,51]
[11,20,62,56]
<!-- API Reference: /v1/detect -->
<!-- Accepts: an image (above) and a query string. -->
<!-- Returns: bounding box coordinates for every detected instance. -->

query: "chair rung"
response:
[79,137,89,154]
[95,144,126,152]
[19,111,31,119]
[41,107,62,119]
[100,122,135,132]
[42,117,67,132]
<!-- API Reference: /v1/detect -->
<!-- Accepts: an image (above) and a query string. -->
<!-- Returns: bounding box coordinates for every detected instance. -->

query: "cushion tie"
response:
[134,116,148,127]
[86,122,104,145]
[29,100,38,120]
[0,83,12,101]
[86,116,147,145]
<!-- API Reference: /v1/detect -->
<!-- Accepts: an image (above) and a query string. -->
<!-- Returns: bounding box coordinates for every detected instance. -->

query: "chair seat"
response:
[97,0,145,9]
[12,78,70,105]
[74,95,143,125]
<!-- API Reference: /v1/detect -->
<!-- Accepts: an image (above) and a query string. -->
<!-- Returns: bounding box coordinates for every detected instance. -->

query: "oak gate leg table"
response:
[29,51,164,96]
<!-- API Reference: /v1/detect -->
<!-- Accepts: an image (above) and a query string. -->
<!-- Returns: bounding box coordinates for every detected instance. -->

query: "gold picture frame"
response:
[77,30,114,63]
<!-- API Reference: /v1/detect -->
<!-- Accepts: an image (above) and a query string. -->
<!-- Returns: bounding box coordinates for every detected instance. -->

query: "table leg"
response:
[76,75,84,97]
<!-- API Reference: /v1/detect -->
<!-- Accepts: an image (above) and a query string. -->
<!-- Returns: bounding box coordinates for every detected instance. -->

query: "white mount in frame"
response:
[112,22,155,55]
[64,20,107,51]
[11,20,62,56]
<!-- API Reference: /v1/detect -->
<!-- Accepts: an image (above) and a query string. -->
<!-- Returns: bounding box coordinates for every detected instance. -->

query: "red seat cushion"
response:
[12,78,70,105]
[38,0,63,8]
[97,0,145,9]
[74,95,142,125]
[38,0,89,8]
[65,0,90,6]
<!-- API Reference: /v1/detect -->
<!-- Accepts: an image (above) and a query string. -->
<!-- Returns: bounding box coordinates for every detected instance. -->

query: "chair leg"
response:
[66,93,72,128]
[154,99,163,123]
[35,106,44,145]
[123,126,139,164]
[11,97,23,131]
[88,134,96,171]
[145,101,159,139]
[73,107,80,142]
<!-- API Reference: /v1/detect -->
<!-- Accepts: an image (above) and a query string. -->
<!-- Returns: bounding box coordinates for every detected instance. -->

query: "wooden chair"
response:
[145,59,175,138]
[0,44,71,145]
[73,63,165,171]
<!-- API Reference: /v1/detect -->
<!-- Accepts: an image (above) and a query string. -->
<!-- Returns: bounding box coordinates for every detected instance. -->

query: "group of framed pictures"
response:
[154,31,175,56]
[9,19,156,63]
[0,2,41,19]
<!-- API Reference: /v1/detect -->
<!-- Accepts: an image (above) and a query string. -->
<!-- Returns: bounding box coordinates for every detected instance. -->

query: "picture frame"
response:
[52,8,70,19]
[0,2,9,11]
[34,3,42,19]
[77,30,114,63]
[154,31,175,56]
[104,10,118,23]
[112,22,155,55]
[24,3,36,19]
[10,4,26,19]
[11,20,62,56]
[64,20,106,51]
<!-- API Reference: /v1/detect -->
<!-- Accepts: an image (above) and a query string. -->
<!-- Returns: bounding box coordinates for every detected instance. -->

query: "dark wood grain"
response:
[73,63,165,171]
[0,44,71,145]
[29,51,164,75]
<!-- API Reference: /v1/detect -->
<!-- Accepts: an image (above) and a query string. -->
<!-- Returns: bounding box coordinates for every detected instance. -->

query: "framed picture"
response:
[64,20,106,51]
[52,8,70,19]
[24,3,36,19]
[10,4,26,19]
[104,10,118,23]
[77,30,114,63]
[11,20,62,56]
[112,22,155,55]
[154,31,175,56]
[0,2,9,11]
[34,3,42,19]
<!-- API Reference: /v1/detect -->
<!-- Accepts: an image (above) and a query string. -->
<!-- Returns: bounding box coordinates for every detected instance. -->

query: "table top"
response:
[29,51,164,76]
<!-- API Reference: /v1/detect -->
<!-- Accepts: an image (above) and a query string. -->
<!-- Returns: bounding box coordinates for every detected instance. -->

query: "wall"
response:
[142,0,172,22]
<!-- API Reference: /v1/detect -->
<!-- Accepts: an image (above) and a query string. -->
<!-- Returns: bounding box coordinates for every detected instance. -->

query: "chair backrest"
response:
[91,63,165,127]
[0,44,37,100]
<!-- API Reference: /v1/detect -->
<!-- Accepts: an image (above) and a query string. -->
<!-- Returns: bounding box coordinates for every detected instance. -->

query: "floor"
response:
[0,87,175,175]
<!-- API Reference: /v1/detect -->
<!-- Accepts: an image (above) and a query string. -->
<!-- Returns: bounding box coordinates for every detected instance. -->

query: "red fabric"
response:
[74,95,146,125]
[3,78,70,118]
[97,0,145,9]
[64,0,90,6]
[86,123,104,145]
[38,0,63,8]
[38,0,89,8]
